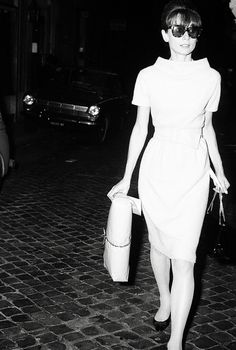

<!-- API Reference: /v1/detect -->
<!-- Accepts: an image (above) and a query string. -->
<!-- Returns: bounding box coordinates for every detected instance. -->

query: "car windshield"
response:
[71,69,123,96]
[38,65,124,97]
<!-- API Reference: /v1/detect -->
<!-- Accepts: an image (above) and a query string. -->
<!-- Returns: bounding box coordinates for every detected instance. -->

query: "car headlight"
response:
[23,94,35,106]
[88,105,100,117]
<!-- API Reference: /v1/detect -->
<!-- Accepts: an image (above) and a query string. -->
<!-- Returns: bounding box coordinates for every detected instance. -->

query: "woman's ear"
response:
[161,29,169,43]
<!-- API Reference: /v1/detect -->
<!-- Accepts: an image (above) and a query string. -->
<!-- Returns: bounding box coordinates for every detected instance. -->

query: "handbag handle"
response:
[103,229,130,248]
[207,189,226,226]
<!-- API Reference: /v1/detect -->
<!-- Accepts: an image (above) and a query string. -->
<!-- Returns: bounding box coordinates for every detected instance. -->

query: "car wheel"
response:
[0,154,4,178]
[96,117,109,143]
[0,126,9,177]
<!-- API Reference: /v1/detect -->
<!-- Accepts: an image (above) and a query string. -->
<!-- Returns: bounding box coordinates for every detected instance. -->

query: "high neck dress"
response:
[132,57,221,263]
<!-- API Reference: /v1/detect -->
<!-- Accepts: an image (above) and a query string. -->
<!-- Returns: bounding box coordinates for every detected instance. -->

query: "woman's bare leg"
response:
[167,259,195,350]
[150,246,171,321]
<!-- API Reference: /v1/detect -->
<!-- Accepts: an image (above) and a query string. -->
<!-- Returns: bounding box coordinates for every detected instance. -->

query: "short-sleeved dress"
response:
[132,57,221,263]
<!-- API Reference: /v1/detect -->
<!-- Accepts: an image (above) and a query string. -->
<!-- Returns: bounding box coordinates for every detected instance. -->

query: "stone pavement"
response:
[0,127,235,350]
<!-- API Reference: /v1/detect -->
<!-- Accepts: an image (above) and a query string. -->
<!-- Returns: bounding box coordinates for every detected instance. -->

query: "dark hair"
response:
[161,0,202,30]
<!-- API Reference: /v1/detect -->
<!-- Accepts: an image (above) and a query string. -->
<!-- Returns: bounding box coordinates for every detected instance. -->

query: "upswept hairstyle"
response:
[161,0,202,31]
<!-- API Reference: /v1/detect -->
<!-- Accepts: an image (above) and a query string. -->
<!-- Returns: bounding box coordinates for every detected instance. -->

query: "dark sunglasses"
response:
[168,25,202,39]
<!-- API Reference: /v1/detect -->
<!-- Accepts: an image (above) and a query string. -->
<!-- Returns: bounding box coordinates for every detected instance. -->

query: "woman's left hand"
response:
[215,172,230,194]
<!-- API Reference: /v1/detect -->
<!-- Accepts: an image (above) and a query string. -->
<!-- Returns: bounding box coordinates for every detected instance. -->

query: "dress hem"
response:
[150,242,196,264]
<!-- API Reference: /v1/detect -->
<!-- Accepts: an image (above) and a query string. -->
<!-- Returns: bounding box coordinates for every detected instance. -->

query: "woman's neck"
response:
[169,53,193,62]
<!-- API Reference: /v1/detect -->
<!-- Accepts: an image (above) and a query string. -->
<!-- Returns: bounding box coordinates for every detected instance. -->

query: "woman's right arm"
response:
[108,105,150,199]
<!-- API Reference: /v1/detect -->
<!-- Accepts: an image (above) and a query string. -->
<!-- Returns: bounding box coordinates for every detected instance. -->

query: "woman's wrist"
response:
[214,167,224,177]
[212,160,224,175]
[123,175,131,183]
[122,171,132,183]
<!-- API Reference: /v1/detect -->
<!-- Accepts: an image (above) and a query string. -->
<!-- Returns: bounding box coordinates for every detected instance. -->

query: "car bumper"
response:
[23,109,100,128]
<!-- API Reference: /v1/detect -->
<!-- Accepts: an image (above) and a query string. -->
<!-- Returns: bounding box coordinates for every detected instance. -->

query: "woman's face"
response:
[161,15,199,59]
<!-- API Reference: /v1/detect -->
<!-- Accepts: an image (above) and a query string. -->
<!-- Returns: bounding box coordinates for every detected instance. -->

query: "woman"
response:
[108,0,230,349]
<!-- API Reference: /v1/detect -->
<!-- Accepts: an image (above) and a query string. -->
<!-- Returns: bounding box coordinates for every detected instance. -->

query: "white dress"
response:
[132,57,221,263]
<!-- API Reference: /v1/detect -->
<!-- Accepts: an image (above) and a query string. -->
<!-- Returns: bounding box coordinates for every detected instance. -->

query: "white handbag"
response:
[103,194,141,282]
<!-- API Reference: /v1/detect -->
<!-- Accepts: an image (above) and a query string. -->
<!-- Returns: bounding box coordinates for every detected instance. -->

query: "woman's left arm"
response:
[203,111,230,193]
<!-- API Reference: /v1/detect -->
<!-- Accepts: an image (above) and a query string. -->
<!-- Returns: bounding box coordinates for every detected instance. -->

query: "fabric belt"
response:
[153,127,203,149]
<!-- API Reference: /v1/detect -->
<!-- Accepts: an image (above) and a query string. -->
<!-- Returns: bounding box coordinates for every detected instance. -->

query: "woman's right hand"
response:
[107,178,131,200]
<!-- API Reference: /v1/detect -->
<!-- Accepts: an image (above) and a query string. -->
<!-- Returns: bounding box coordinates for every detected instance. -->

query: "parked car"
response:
[22,67,129,143]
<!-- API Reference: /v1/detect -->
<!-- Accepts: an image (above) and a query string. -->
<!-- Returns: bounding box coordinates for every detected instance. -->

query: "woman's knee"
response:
[171,259,194,276]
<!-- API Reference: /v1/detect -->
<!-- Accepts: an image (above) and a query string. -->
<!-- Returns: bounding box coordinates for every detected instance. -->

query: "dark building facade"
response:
[0,0,235,122]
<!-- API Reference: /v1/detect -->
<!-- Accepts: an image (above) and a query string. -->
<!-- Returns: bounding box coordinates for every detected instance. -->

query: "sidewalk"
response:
[0,129,235,350]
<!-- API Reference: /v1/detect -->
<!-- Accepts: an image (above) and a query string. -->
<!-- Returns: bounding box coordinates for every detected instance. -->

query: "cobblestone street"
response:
[0,126,235,350]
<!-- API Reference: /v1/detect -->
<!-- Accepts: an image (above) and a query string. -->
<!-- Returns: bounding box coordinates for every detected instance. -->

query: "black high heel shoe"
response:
[153,316,170,331]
